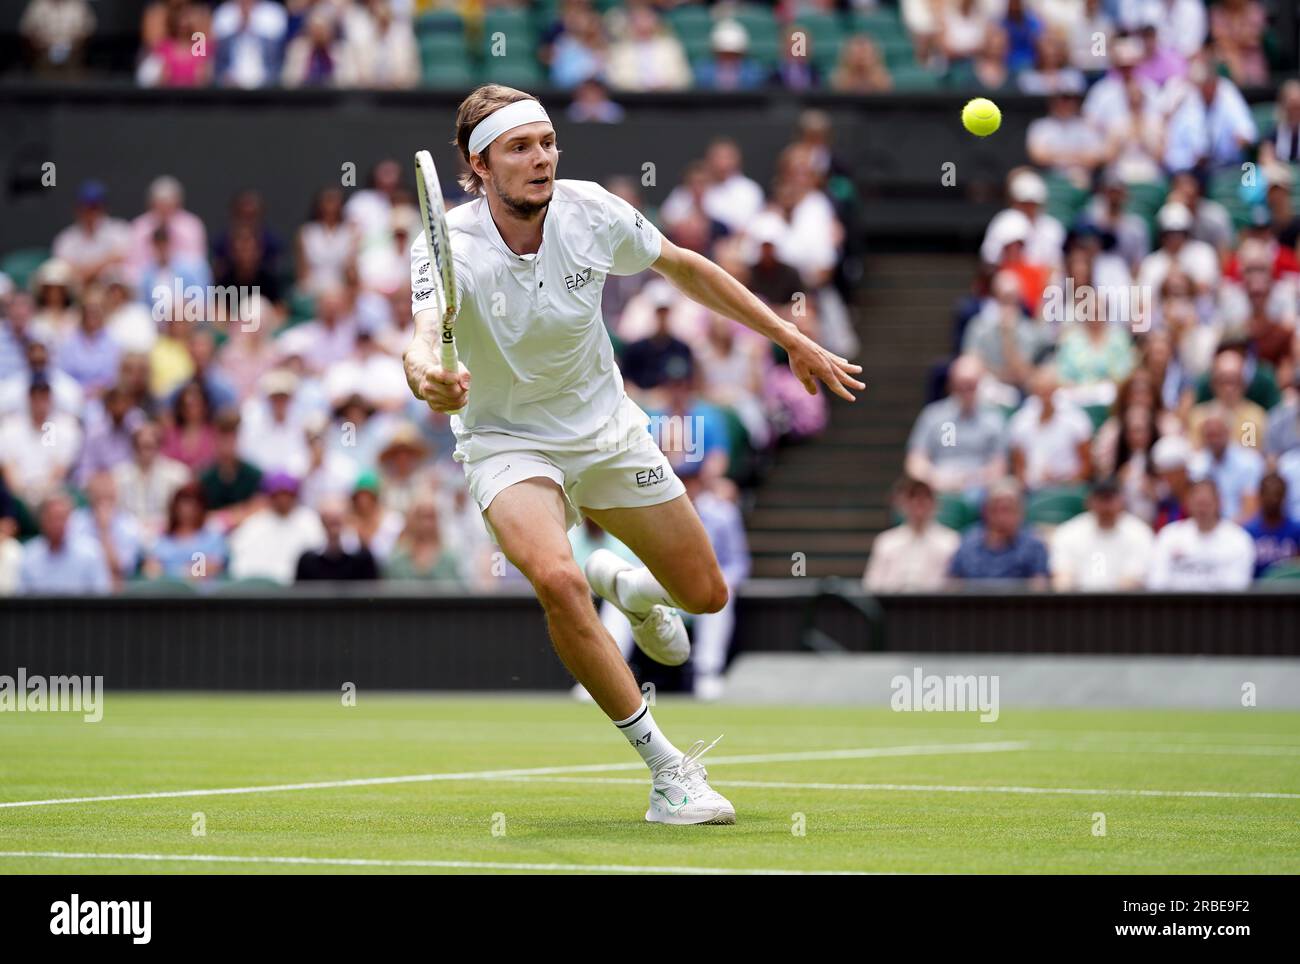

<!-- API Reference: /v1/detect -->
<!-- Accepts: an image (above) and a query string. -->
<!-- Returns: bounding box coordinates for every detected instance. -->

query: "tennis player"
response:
[404,85,863,825]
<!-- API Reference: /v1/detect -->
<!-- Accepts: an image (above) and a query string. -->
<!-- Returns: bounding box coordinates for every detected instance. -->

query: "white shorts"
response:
[459,394,687,540]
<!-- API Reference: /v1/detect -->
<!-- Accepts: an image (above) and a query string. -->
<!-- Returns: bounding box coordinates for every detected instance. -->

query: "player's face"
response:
[488,123,558,217]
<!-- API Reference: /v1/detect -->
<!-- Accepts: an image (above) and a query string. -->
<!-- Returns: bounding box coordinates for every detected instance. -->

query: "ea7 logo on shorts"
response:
[565,267,593,291]
[635,466,665,487]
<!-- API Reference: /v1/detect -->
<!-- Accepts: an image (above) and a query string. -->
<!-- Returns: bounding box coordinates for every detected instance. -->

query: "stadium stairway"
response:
[746,253,977,578]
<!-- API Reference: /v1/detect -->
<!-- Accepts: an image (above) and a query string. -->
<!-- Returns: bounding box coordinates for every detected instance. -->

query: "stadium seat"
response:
[935,492,978,531]
[877,36,917,69]
[1026,486,1088,526]
[286,288,316,326]
[481,9,535,58]
[414,11,465,39]
[666,4,714,39]
[731,5,780,47]
[1,247,50,291]
[1042,172,1090,226]
[217,577,287,594]
[1261,559,1300,580]
[423,57,475,89]
[420,32,469,61]
[479,58,544,88]
[1083,404,1110,432]
[121,578,198,596]
[850,9,906,39]
[891,65,943,91]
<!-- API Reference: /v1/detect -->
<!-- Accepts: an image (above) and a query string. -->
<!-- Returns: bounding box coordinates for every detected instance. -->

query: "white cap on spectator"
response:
[644,279,676,310]
[1009,170,1048,205]
[984,209,1033,262]
[1151,434,1191,471]
[260,368,299,397]
[1156,202,1194,233]
[30,258,76,292]
[711,19,749,54]
[275,325,315,361]
[1264,163,1294,189]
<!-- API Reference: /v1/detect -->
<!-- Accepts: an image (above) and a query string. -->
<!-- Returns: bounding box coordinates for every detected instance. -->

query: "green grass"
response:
[1,695,1298,874]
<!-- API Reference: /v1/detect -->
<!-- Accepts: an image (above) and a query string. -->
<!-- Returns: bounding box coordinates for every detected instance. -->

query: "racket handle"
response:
[439,331,462,417]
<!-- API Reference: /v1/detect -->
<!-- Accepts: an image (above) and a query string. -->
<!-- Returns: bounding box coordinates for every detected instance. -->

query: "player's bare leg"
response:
[487,479,735,824]
[485,478,642,720]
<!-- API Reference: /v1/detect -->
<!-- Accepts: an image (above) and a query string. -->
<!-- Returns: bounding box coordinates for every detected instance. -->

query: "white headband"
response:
[468,100,552,157]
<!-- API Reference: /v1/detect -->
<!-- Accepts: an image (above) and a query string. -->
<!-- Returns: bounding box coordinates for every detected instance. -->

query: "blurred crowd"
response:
[868,63,1300,592]
[14,1,1284,94]
[0,112,856,598]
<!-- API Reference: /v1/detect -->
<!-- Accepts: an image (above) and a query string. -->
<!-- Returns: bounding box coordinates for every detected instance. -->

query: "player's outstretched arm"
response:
[650,238,865,402]
[404,307,470,413]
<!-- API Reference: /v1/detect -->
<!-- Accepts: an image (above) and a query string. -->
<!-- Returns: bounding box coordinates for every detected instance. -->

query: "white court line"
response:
[0,851,876,876]
[494,775,1300,801]
[1040,741,1300,758]
[0,741,1027,810]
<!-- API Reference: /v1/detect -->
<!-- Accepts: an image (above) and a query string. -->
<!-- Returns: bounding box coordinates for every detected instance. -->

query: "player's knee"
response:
[530,560,590,614]
[680,575,729,615]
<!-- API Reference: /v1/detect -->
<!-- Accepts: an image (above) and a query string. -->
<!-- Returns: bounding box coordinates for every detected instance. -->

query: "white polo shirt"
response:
[410,179,663,459]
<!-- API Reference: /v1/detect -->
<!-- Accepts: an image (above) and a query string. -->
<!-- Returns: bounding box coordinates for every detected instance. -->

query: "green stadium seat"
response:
[935,492,979,531]
[1,247,50,291]
[285,287,316,326]
[420,32,469,60]
[1261,559,1300,580]
[1042,172,1090,226]
[1250,101,1276,138]
[890,65,943,91]
[481,9,535,57]
[1027,485,1088,527]
[878,36,916,69]
[122,578,199,596]
[731,5,780,46]
[666,4,714,39]
[423,59,475,89]
[217,577,286,594]
[479,58,544,88]
[1083,404,1110,432]
[414,10,464,38]
[850,10,905,38]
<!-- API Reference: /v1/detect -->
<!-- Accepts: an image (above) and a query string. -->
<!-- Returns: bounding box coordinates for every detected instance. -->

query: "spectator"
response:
[702,138,765,237]
[295,495,378,581]
[68,470,141,588]
[348,471,402,564]
[1244,472,1300,576]
[75,384,145,487]
[1187,350,1268,448]
[548,4,607,89]
[1258,79,1300,167]
[1167,169,1235,259]
[1188,405,1264,523]
[55,287,120,395]
[20,0,96,76]
[0,292,40,382]
[342,0,419,89]
[679,463,749,701]
[1083,35,1160,127]
[1209,0,1269,89]
[1050,477,1155,589]
[212,188,282,281]
[1114,404,1161,522]
[962,266,1050,392]
[745,213,804,310]
[212,0,287,89]
[1009,364,1094,490]
[937,0,994,66]
[140,226,213,322]
[143,482,226,581]
[1001,0,1043,74]
[296,187,359,295]
[829,33,891,94]
[0,337,83,417]
[0,521,19,594]
[905,355,1008,497]
[384,494,462,581]
[1056,314,1136,401]
[980,168,1065,271]
[30,258,80,344]
[162,379,218,472]
[102,272,157,354]
[605,5,691,92]
[696,314,771,449]
[1026,84,1105,187]
[227,471,324,583]
[693,18,767,92]
[621,282,694,391]
[112,420,190,542]
[863,476,961,592]
[137,0,212,87]
[1152,432,1194,529]
[129,176,208,284]
[948,479,1051,584]
[1163,55,1257,173]
[1067,0,1115,76]
[1118,0,1206,59]
[947,22,1014,92]
[344,159,402,251]
[1137,203,1220,298]
[772,22,821,91]
[566,77,626,123]
[1019,27,1085,95]
[238,368,311,477]
[1132,19,1189,88]
[17,493,110,594]
[282,8,357,88]
[53,181,131,287]
[0,377,81,507]
[1146,479,1255,588]
[198,408,263,523]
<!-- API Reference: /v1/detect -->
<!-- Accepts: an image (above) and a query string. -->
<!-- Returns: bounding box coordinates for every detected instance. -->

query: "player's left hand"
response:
[785,331,865,402]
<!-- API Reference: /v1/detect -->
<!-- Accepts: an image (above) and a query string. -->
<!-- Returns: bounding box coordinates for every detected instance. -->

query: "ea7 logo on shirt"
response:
[635,466,666,488]
[565,266,594,291]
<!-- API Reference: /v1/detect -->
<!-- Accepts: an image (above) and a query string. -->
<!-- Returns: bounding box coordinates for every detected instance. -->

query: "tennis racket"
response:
[413,149,462,413]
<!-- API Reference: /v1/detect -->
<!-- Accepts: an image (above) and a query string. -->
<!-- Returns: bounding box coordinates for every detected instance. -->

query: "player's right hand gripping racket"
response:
[414,149,462,414]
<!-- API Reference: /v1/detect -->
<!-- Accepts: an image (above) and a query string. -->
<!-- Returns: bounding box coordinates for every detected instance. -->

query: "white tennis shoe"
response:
[584,549,690,666]
[646,735,736,825]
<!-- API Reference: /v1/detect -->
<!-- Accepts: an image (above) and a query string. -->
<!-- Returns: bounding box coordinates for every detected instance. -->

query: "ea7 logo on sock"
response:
[50,894,151,944]
[633,734,652,746]
[635,466,665,487]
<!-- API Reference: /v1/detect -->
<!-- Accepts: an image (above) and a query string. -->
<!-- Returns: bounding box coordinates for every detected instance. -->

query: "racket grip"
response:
[439,335,462,417]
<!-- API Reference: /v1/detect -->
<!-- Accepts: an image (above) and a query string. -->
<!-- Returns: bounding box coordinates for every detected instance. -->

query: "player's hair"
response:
[452,85,541,197]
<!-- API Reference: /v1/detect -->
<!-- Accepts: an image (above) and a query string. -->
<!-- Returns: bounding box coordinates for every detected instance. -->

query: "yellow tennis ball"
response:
[962,98,1001,137]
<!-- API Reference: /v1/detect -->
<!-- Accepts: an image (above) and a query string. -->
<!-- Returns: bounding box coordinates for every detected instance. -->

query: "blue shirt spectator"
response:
[19,494,111,594]
[1245,473,1300,576]
[948,480,1049,582]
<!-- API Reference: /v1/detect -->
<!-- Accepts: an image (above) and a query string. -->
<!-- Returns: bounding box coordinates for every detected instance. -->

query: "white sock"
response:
[614,567,678,615]
[613,699,680,773]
